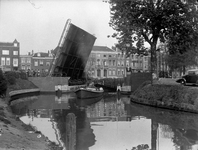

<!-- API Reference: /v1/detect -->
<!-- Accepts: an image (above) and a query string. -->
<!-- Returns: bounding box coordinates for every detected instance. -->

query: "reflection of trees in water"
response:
[52,105,96,150]
[10,96,38,116]
[131,144,150,150]
[129,103,198,149]
[172,128,198,149]
[160,125,173,139]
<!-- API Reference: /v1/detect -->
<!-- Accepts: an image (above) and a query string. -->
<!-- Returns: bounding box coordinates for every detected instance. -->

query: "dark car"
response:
[176,69,198,86]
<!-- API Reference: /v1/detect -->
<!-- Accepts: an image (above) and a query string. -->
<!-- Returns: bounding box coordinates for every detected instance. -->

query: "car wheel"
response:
[181,80,186,86]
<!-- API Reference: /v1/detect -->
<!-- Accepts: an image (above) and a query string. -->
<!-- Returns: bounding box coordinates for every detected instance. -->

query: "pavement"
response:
[156,78,180,85]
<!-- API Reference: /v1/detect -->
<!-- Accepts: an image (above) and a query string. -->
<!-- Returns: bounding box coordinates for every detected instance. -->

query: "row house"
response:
[20,55,32,71]
[86,46,118,78]
[0,39,20,71]
[31,51,53,76]
[19,51,53,76]
[86,46,151,79]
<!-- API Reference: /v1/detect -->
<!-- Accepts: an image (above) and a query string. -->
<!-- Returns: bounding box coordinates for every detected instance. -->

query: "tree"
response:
[166,12,198,74]
[108,0,198,75]
[0,69,7,97]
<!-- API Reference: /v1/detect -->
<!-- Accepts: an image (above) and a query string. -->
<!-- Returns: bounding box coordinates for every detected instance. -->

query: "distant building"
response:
[0,39,20,71]
[20,54,32,71]
[31,51,53,76]
[86,46,118,78]
[86,46,151,79]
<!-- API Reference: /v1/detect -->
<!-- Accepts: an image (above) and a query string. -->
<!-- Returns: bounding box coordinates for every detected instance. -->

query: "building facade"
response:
[0,39,20,71]
[86,46,151,79]
[20,54,32,71]
[86,46,118,78]
[31,51,53,76]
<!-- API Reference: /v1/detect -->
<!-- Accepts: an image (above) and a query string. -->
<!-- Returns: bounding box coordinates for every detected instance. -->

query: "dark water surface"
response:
[10,92,198,150]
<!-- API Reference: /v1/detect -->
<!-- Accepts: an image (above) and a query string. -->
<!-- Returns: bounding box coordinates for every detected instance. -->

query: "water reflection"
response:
[10,93,198,150]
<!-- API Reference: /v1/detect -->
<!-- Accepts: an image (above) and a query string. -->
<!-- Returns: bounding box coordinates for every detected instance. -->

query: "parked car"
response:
[176,69,198,86]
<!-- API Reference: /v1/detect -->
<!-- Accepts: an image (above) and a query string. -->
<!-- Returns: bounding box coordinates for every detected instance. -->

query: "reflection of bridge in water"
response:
[48,19,96,81]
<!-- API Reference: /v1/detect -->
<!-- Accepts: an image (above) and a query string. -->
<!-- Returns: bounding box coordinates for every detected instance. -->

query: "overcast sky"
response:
[0,0,117,55]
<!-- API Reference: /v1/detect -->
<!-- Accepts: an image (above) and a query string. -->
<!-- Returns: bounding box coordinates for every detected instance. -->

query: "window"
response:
[96,59,100,65]
[1,57,5,65]
[21,65,25,70]
[121,61,124,66]
[117,61,120,66]
[46,62,50,66]
[6,58,10,65]
[117,69,120,75]
[27,65,31,70]
[103,55,106,57]
[21,58,25,63]
[122,69,124,75]
[27,58,31,63]
[113,70,115,75]
[13,51,18,55]
[126,60,129,67]
[13,58,18,67]
[109,70,111,75]
[113,60,116,66]
[2,50,9,55]
[37,53,41,57]
[40,60,43,66]
[109,60,112,66]
[103,60,108,66]
[34,61,38,66]
[14,43,18,47]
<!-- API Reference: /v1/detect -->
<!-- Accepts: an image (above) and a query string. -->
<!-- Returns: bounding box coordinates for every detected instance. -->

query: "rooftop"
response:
[92,46,116,52]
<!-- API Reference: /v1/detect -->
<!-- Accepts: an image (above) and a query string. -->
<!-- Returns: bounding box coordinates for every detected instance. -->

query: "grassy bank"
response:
[131,82,198,113]
[0,78,63,150]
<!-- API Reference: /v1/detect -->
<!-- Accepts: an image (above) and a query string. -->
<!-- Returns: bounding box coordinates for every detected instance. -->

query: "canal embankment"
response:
[131,79,198,114]
[0,78,62,150]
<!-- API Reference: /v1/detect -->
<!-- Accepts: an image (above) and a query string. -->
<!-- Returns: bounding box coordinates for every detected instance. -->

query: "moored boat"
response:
[75,87,104,99]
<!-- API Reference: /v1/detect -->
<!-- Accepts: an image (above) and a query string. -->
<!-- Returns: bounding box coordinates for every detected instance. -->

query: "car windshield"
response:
[188,70,198,75]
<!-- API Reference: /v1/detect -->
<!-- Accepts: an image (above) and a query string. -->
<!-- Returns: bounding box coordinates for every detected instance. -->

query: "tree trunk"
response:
[150,41,157,81]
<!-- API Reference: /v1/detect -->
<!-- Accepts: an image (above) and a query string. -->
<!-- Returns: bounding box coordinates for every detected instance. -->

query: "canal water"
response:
[10,92,198,150]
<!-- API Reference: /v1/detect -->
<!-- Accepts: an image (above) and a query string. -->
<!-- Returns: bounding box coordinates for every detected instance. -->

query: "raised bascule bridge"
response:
[48,19,96,85]
[28,19,96,92]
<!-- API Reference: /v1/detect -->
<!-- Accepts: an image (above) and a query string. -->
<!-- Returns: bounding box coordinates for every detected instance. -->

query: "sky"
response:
[0,0,117,55]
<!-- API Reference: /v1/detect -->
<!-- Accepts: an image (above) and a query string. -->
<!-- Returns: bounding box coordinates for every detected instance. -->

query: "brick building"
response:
[0,39,20,71]
[86,46,151,79]
[31,51,53,76]
[20,54,32,71]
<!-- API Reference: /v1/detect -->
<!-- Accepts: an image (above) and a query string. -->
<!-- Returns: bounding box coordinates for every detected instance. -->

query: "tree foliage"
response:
[108,0,198,73]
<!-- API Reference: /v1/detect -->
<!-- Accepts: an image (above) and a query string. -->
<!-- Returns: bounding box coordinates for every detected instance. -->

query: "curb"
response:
[9,88,40,97]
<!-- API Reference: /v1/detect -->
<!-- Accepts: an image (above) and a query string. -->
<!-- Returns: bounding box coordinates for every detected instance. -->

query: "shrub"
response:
[4,71,16,85]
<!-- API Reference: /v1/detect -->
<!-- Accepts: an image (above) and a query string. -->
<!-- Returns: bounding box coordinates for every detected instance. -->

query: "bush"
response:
[4,71,16,85]
[4,71,28,85]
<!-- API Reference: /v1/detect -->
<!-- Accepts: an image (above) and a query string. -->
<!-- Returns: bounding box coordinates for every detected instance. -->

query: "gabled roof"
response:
[13,39,19,43]
[92,46,116,52]
[0,39,19,46]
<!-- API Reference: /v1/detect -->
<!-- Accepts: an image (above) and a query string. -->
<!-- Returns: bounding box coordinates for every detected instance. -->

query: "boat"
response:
[94,83,116,92]
[75,87,104,99]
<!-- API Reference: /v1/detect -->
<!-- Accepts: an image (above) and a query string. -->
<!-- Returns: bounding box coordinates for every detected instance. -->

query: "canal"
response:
[10,92,198,150]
